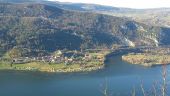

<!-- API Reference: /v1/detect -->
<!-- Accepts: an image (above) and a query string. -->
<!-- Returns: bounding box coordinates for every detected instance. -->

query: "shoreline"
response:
[0,61,105,73]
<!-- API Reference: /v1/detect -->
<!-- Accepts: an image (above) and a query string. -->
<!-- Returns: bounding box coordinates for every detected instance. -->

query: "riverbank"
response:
[122,53,170,67]
[0,61,104,73]
[0,50,109,73]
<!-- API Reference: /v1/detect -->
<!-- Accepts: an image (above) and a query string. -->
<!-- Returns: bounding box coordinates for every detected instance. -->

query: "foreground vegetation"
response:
[122,53,170,66]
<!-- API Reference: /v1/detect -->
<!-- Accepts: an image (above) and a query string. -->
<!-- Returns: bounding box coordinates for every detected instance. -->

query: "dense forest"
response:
[0,3,170,57]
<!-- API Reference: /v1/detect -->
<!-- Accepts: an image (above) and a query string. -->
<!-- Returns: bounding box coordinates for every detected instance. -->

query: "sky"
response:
[48,0,170,9]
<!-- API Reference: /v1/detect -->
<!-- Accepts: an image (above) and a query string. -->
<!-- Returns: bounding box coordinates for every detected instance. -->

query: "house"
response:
[67,58,73,62]
[84,54,92,59]
[13,58,30,64]
[55,50,63,56]
[51,59,56,63]
[64,57,74,65]
[55,58,64,64]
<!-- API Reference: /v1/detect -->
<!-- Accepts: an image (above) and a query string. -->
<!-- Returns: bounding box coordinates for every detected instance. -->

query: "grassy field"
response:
[0,61,104,73]
[122,53,170,67]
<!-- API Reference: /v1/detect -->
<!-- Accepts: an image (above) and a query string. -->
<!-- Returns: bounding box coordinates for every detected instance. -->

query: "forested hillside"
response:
[0,3,170,57]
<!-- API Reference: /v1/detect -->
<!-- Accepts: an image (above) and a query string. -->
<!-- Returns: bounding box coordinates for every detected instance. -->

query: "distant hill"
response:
[43,1,134,13]
[1,0,169,27]
[45,1,170,27]
[0,3,170,57]
[0,0,44,3]
[44,1,122,11]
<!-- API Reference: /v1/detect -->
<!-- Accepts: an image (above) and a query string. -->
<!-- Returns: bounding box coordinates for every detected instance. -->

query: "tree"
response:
[8,48,22,59]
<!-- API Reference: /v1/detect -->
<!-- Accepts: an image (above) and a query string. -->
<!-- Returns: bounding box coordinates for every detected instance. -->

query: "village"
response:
[12,50,106,65]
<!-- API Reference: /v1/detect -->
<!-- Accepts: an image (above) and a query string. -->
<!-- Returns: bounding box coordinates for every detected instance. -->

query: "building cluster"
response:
[11,50,105,65]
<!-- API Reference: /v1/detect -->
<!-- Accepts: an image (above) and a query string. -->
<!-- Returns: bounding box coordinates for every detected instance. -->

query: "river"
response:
[0,55,169,96]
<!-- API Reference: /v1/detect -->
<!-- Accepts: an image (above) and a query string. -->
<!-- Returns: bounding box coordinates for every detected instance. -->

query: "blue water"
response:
[0,55,169,96]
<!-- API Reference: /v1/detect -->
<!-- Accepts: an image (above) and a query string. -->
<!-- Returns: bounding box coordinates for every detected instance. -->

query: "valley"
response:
[0,1,170,96]
[0,2,170,73]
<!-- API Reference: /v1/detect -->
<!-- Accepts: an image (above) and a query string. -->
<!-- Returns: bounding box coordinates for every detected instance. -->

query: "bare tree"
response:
[162,61,167,96]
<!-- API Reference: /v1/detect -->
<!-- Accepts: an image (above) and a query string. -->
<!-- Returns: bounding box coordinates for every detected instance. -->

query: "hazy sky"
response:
[49,0,170,9]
